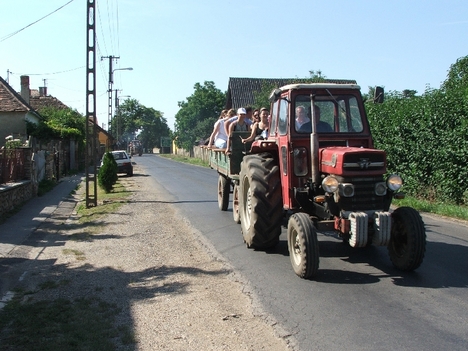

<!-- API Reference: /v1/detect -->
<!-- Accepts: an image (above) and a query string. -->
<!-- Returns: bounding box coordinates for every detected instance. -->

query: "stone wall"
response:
[0,181,33,217]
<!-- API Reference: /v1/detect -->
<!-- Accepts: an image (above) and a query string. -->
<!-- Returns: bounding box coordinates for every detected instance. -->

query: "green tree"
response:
[113,99,171,151]
[27,107,85,142]
[112,98,144,144]
[98,151,118,193]
[174,81,226,150]
[442,55,468,93]
[137,107,171,151]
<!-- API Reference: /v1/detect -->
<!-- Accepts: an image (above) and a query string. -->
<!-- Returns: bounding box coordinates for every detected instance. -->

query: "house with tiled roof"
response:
[29,87,69,111]
[0,75,42,147]
[225,77,357,109]
[27,79,113,154]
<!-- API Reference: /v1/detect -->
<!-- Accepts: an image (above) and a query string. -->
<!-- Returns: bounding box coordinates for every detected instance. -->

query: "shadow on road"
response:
[264,233,468,289]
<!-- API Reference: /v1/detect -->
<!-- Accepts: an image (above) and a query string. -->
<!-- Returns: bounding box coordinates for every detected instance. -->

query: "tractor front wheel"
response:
[388,207,426,271]
[287,213,319,279]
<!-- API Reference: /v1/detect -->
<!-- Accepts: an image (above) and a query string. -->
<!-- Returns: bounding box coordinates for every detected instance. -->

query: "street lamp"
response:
[107,67,133,133]
[110,67,133,84]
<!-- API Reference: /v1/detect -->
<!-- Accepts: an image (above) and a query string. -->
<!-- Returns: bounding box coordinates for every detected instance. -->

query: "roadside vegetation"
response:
[394,196,468,222]
[0,178,134,349]
[76,179,131,232]
[366,55,468,206]
[0,294,133,351]
[159,153,209,167]
[98,152,118,193]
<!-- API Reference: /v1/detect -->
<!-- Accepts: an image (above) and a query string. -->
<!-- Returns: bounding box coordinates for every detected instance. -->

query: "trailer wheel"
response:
[388,207,426,271]
[233,184,240,223]
[218,175,230,211]
[288,213,319,279]
[239,153,282,249]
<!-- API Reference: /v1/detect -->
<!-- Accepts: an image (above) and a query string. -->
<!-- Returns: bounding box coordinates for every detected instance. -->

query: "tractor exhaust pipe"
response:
[310,95,320,185]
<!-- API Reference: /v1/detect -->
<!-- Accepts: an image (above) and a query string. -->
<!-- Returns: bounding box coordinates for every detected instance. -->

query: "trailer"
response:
[209,131,252,223]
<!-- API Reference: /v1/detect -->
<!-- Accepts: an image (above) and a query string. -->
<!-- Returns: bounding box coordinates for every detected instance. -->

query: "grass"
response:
[394,195,468,221]
[76,180,131,229]
[160,153,210,167]
[0,294,134,350]
[0,177,136,350]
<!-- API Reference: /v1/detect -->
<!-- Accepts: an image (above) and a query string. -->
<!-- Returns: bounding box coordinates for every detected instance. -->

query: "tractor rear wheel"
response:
[218,175,230,211]
[239,153,282,249]
[233,184,240,223]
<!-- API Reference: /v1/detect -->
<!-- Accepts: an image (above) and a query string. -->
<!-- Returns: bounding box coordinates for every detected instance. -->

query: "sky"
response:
[1,0,467,132]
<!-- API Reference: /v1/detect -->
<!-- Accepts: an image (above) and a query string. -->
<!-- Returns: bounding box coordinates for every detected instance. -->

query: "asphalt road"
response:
[137,154,468,351]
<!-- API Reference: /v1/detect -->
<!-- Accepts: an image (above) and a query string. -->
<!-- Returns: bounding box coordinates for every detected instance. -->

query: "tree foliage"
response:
[27,107,85,142]
[112,99,170,151]
[442,55,468,93]
[137,107,171,151]
[174,81,226,150]
[98,151,118,193]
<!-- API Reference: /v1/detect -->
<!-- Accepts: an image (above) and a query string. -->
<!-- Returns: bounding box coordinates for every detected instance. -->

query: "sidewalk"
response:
[0,175,82,258]
[0,175,83,307]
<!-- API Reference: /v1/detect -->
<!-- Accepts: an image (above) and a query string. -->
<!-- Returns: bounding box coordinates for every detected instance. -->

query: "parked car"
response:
[102,150,133,176]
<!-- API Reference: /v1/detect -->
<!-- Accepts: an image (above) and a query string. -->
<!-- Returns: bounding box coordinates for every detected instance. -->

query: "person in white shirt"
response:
[207,109,235,149]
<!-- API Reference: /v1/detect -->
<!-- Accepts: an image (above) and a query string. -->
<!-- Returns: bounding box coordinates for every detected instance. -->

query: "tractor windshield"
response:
[294,94,364,134]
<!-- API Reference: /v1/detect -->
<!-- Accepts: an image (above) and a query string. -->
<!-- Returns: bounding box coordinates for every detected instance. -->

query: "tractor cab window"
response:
[270,100,279,137]
[294,94,364,133]
[278,98,289,135]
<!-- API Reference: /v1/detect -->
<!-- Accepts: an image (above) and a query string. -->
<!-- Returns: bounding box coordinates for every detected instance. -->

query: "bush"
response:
[366,61,468,205]
[98,152,118,193]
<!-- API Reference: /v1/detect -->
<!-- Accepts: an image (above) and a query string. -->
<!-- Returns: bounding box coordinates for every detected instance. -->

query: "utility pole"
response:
[85,0,97,208]
[115,93,130,144]
[101,55,120,132]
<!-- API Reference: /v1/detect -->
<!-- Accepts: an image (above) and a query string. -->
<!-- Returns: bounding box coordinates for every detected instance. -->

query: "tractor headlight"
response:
[339,183,354,197]
[322,176,339,193]
[387,174,403,191]
[375,182,387,196]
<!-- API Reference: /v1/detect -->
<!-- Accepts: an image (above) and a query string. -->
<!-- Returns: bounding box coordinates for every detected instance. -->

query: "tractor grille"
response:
[342,151,386,172]
[335,176,386,212]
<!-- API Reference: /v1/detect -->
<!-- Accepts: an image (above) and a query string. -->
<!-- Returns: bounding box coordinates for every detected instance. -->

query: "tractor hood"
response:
[320,147,386,177]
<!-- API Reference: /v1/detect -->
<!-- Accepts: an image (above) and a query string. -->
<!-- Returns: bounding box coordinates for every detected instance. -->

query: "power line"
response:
[0,0,75,43]
[8,66,85,76]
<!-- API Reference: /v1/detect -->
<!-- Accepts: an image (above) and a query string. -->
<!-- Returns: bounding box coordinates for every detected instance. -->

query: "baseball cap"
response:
[237,107,247,115]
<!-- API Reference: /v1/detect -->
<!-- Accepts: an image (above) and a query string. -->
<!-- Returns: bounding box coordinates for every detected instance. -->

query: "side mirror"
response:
[374,86,384,103]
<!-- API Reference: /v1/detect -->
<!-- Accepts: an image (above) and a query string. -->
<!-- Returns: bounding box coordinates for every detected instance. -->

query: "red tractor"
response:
[235,83,426,279]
